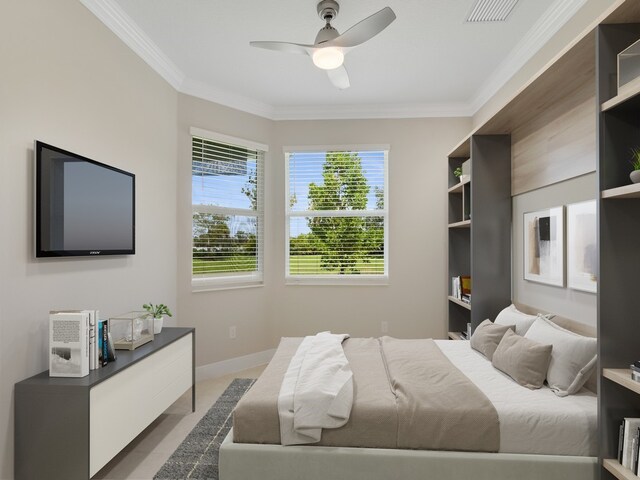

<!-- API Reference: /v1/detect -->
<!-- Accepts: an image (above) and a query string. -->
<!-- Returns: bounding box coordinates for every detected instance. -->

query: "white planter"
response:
[153,316,164,334]
[631,170,640,184]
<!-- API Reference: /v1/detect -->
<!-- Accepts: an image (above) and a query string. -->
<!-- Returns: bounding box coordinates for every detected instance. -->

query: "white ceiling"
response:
[82,0,588,119]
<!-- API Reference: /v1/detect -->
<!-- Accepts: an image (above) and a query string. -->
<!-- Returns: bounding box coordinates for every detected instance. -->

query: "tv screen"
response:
[35,141,135,257]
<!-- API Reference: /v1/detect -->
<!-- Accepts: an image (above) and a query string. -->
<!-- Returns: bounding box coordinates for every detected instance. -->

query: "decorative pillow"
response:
[524,317,597,397]
[494,304,550,336]
[470,319,514,361]
[492,329,553,389]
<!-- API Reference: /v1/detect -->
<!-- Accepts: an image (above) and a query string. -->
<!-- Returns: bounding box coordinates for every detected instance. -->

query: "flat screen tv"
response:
[35,141,135,257]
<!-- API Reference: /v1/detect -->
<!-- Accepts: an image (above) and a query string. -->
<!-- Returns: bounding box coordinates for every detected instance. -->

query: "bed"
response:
[220,308,597,480]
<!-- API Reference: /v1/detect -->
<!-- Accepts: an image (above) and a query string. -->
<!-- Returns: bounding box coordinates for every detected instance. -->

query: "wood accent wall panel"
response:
[511,73,597,196]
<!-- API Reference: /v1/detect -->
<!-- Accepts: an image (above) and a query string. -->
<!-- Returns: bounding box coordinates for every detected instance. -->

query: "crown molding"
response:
[180,78,277,120]
[271,102,473,121]
[79,0,185,90]
[468,0,588,114]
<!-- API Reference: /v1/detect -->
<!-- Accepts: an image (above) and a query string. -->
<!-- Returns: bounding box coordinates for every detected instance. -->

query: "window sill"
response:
[285,275,389,286]
[192,275,263,292]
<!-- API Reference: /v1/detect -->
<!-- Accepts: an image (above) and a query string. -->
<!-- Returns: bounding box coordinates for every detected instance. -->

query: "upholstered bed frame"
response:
[219,304,598,480]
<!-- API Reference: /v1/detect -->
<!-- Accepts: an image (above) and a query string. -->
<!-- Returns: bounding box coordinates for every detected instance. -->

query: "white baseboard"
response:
[196,348,276,382]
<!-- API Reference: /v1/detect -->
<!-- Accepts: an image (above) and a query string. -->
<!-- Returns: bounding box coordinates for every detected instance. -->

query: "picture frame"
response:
[523,206,564,287]
[567,200,597,293]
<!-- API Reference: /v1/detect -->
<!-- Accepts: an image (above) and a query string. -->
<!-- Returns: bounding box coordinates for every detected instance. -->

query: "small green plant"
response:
[143,303,173,318]
[631,147,640,171]
[453,167,462,178]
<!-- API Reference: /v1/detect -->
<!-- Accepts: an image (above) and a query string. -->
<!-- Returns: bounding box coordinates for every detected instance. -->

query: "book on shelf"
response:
[49,311,90,378]
[633,427,640,475]
[89,311,96,370]
[619,418,640,470]
[100,320,109,367]
[451,276,461,299]
[451,276,471,301]
[461,275,471,296]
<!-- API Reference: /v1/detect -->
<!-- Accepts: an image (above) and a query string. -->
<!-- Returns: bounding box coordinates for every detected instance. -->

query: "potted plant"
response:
[143,303,173,334]
[630,147,640,184]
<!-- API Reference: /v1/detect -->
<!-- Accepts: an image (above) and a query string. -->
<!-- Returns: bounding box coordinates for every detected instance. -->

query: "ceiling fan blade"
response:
[326,7,396,49]
[249,41,314,56]
[326,64,350,89]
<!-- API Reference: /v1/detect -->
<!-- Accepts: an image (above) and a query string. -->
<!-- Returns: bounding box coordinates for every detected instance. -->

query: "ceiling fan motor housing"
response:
[317,0,340,22]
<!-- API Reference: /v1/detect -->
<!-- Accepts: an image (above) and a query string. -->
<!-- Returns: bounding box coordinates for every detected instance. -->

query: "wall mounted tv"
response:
[35,141,135,257]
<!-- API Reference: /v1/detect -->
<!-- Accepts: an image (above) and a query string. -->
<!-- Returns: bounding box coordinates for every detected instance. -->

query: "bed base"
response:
[220,429,596,480]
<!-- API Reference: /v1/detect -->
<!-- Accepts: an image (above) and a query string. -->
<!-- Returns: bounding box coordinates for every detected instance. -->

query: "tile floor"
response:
[93,365,266,480]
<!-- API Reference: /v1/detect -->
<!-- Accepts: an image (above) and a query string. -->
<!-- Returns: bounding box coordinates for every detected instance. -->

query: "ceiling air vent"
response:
[466,0,519,22]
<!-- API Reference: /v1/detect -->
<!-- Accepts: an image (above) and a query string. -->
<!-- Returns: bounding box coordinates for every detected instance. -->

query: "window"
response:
[191,127,266,290]
[285,146,389,285]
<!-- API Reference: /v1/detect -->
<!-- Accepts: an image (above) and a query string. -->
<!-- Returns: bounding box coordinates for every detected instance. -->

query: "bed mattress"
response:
[232,337,597,456]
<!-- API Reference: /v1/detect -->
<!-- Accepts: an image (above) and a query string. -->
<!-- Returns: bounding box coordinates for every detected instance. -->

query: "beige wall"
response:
[177,94,276,367]
[0,1,178,478]
[473,0,615,129]
[177,94,471,365]
[0,0,610,477]
[512,173,597,327]
[270,119,470,341]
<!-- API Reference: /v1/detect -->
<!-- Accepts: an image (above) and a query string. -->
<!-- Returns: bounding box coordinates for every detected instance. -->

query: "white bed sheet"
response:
[435,340,597,456]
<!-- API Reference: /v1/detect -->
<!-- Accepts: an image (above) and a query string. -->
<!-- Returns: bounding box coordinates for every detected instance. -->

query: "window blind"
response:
[286,149,388,281]
[192,134,264,286]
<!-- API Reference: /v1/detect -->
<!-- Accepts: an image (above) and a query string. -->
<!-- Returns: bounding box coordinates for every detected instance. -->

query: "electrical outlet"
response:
[381,321,388,334]
[229,326,236,339]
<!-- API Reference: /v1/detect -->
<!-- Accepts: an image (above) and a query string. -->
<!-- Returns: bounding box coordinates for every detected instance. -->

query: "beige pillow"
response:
[492,329,553,389]
[470,319,514,360]
[524,317,597,397]
[494,304,548,336]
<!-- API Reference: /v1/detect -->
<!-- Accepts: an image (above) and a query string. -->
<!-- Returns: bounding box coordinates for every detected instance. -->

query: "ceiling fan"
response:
[250,0,396,90]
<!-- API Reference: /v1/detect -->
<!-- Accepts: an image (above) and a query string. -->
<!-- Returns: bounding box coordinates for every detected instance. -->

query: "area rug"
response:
[154,378,255,480]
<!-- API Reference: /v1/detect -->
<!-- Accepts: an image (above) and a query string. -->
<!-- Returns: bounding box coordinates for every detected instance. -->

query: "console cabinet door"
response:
[89,333,192,476]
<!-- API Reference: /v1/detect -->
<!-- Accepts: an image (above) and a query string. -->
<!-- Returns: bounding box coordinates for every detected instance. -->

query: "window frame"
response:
[190,127,267,292]
[284,144,390,286]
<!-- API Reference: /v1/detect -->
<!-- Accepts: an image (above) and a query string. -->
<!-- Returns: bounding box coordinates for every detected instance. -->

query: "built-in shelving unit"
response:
[601,183,640,199]
[597,17,640,480]
[603,458,637,480]
[603,369,640,395]
[601,76,640,112]
[447,331,466,341]
[448,220,471,229]
[443,0,640,476]
[448,295,471,310]
[446,135,511,337]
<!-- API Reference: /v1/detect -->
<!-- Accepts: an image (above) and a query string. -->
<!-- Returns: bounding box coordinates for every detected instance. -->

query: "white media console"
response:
[15,327,195,480]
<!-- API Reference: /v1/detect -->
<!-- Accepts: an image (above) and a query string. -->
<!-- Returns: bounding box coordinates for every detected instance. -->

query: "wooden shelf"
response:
[603,368,640,395]
[602,183,640,199]
[448,178,470,194]
[448,295,471,310]
[448,220,471,229]
[448,331,468,341]
[603,458,637,480]
[602,75,640,112]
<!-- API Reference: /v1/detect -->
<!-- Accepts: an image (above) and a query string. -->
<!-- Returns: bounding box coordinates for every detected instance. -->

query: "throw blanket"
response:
[278,331,353,445]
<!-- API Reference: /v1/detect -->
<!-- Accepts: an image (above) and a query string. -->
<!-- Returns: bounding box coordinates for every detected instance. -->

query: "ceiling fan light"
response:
[312,47,344,70]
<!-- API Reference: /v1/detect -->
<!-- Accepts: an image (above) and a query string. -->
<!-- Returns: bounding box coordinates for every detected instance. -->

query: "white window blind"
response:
[191,129,265,289]
[285,148,388,284]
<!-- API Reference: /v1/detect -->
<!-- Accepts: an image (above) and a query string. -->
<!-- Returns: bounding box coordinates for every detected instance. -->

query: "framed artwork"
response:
[523,207,564,287]
[567,200,597,293]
